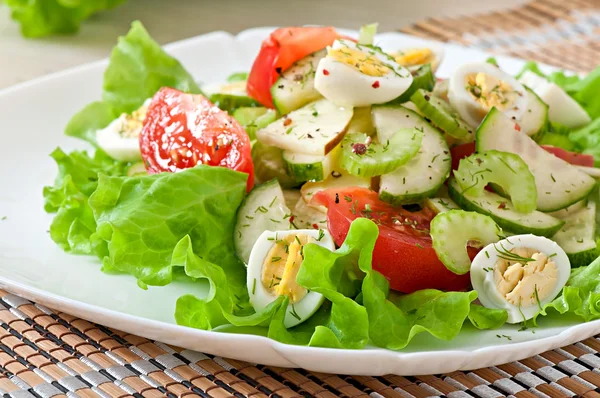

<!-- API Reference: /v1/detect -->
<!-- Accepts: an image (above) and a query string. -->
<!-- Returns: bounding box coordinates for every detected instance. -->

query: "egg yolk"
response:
[261,234,314,303]
[494,247,558,307]
[465,72,520,113]
[119,104,148,138]
[394,48,434,67]
[329,46,391,77]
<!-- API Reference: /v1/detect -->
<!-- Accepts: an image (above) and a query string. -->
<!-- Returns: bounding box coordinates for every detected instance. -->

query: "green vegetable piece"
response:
[430,210,502,274]
[227,72,249,82]
[389,64,435,104]
[6,0,127,38]
[358,23,378,45]
[233,107,278,141]
[341,129,423,178]
[411,89,472,139]
[454,150,537,214]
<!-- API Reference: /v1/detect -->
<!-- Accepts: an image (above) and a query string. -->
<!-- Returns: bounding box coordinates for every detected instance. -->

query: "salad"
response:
[43,21,600,350]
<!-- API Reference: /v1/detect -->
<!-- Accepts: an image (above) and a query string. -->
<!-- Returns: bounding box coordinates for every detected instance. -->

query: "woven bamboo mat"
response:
[4,1,600,397]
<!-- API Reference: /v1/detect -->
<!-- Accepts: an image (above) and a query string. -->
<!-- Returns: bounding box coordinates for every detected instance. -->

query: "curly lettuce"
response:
[65,21,202,145]
[5,0,127,38]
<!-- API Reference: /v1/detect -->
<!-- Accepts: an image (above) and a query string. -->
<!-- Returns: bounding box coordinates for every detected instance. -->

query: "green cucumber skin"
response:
[379,181,446,206]
[521,86,549,142]
[388,64,435,104]
[567,245,600,268]
[285,160,324,182]
[209,93,260,112]
[410,88,471,140]
[448,179,565,237]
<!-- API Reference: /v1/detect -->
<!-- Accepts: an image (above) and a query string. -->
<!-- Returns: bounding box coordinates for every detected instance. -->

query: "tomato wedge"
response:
[313,187,472,293]
[139,87,254,191]
[450,142,595,168]
[247,26,338,108]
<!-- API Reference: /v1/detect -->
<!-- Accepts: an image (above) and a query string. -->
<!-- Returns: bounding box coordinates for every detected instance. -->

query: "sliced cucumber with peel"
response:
[373,105,451,205]
[282,145,341,182]
[271,50,325,115]
[411,89,473,140]
[454,150,537,214]
[234,180,292,264]
[519,86,548,141]
[203,80,259,111]
[252,141,297,188]
[448,178,565,237]
[430,209,502,275]
[552,199,599,267]
[233,107,278,140]
[340,129,423,178]
[476,107,596,212]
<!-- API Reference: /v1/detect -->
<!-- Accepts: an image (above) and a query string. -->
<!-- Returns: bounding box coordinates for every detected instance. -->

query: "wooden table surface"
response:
[0,0,526,89]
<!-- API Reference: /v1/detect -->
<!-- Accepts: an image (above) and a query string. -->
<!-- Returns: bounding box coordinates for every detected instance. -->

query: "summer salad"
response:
[43,21,600,350]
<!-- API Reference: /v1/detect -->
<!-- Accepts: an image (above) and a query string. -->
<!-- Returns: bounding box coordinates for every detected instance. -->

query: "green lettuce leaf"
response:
[66,21,202,144]
[569,118,600,167]
[538,256,600,322]
[468,304,509,329]
[88,165,247,287]
[5,0,127,38]
[43,148,128,254]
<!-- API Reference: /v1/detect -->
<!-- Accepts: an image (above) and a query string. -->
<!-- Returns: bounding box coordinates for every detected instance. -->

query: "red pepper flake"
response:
[289,215,295,223]
[352,143,367,155]
[312,223,319,229]
[372,80,380,89]
[323,69,330,76]
[514,123,521,132]
[283,118,292,127]
[498,202,507,209]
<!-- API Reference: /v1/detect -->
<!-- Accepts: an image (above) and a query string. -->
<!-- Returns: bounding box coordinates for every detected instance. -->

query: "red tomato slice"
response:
[313,187,472,293]
[139,87,254,191]
[450,142,595,169]
[541,145,595,167]
[247,26,338,108]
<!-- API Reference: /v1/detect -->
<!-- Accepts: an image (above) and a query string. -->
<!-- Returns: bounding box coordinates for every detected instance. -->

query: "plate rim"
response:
[1,26,597,376]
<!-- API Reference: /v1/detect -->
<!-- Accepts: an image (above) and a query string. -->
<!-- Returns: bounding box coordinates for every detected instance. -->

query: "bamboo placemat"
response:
[4,1,600,397]
[400,0,600,72]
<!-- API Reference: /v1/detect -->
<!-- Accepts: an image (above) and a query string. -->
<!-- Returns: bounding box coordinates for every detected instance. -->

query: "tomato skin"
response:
[450,142,476,171]
[541,145,594,167]
[247,27,338,108]
[139,87,254,191]
[313,187,471,293]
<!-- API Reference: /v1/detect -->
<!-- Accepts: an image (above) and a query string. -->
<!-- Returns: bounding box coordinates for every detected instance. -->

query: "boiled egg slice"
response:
[314,39,413,107]
[390,46,445,73]
[471,234,571,324]
[448,62,527,128]
[519,71,591,128]
[96,99,150,162]
[247,229,335,328]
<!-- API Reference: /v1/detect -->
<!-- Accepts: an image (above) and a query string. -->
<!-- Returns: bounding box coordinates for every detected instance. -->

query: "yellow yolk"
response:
[395,48,434,67]
[466,72,519,112]
[493,247,558,307]
[261,234,314,303]
[329,46,390,77]
[119,104,148,138]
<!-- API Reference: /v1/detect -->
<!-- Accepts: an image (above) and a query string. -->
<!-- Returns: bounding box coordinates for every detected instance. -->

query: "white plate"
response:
[0,28,596,376]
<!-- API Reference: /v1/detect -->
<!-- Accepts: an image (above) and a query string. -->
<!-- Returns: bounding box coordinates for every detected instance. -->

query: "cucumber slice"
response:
[373,105,451,205]
[233,107,279,140]
[271,50,326,115]
[552,199,599,267]
[476,107,596,212]
[389,64,435,104]
[454,150,537,213]
[548,200,586,219]
[411,89,473,140]
[300,171,371,212]
[203,80,259,111]
[234,180,292,264]
[346,106,375,135]
[448,178,565,237]
[340,129,422,178]
[282,145,341,182]
[257,99,353,156]
[519,86,549,141]
[252,141,297,188]
[425,197,460,214]
[430,209,502,274]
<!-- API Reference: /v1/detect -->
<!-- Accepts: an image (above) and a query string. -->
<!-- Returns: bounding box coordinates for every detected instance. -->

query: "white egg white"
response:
[448,62,527,128]
[314,39,413,107]
[96,98,151,162]
[246,229,335,328]
[471,234,571,324]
